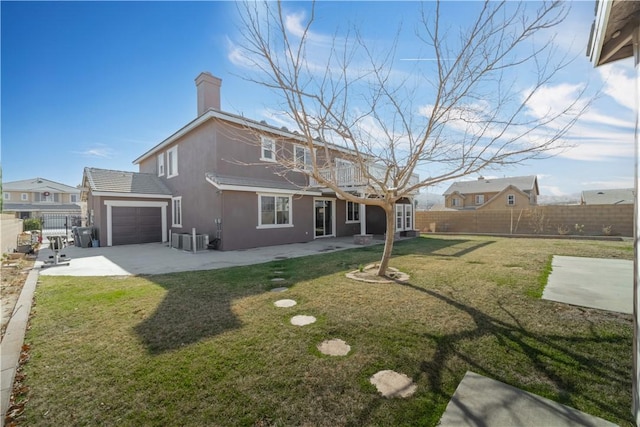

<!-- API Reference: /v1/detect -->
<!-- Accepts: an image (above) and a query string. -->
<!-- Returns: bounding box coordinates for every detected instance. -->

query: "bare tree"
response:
[234,0,587,276]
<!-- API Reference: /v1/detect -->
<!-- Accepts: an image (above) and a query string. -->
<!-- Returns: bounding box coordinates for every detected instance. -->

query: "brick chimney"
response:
[195,72,222,116]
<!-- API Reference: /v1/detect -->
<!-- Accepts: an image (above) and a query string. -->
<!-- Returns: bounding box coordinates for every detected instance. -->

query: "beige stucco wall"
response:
[416,204,633,236]
[1,214,23,253]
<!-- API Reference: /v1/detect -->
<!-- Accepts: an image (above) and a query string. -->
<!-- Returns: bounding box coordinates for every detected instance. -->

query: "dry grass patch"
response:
[14,236,634,426]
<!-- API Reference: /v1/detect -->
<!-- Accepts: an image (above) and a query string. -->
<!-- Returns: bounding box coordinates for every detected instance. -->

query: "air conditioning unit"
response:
[182,234,209,251]
[183,235,193,251]
[171,233,184,249]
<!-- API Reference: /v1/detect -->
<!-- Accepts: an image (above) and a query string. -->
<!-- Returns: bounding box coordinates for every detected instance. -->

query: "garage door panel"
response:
[112,206,162,245]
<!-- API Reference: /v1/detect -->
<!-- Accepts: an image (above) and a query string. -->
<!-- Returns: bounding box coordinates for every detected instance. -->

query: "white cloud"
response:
[72,145,114,159]
[523,83,587,120]
[598,63,635,111]
[559,139,633,161]
[580,177,634,189]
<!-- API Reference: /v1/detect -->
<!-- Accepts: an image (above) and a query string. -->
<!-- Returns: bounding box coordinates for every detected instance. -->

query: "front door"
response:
[314,199,335,238]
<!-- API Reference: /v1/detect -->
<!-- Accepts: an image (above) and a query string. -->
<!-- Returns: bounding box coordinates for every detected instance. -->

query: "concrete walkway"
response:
[0,268,38,427]
[37,236,384,276]
[439,371,616,426]
[543,256,633,314]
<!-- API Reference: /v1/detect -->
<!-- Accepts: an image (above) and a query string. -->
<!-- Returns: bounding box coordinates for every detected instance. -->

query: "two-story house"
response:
[82,72,418,250]
[443,175,539,210]
[3,177,83,226]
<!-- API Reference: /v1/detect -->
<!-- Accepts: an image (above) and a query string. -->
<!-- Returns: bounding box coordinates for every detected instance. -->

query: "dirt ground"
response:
[1,253,36,340]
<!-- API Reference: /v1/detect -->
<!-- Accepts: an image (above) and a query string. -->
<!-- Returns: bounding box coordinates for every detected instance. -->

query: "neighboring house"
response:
[82,72,418,249]
[443,175,539,210]
[2,177,83,226]
[581,188,634,205]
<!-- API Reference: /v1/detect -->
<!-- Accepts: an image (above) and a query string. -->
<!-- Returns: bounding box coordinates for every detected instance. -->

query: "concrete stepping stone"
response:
[270,287,288,292]
[370,370,417,398]
[272,270,285,274]
[274,299,297,308]
[317,339,351,356]
[290,315,316,326]
[271,277,286,282]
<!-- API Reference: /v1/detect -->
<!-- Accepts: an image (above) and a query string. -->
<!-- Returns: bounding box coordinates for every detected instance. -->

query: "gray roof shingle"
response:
[84,168,172,196]
[443,176,538,195]
[581,188,634,205]
[3,203,81,212]
[3,177,80,193]
[205,173,304,191]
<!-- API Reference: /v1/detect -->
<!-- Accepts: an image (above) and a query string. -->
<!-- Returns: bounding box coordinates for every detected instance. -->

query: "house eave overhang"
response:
[89,191,173,199]
[589,0,640,66]
[206,176,322,196]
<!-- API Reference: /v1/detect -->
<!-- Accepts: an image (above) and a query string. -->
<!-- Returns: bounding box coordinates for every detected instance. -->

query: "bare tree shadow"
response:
[407,281,630,422]
[134,237,474,354]
[133,271,248,354]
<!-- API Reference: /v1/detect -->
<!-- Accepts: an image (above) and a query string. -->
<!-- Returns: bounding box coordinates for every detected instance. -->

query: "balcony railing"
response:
[310,163,419,190]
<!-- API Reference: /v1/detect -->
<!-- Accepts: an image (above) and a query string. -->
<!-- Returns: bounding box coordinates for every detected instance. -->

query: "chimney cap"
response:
[195,71,222,86]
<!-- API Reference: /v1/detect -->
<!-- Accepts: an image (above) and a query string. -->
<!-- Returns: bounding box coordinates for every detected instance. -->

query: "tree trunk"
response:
[377,205,396,277]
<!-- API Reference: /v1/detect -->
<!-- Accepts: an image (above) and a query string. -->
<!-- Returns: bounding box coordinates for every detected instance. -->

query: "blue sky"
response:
[1,1,635,201]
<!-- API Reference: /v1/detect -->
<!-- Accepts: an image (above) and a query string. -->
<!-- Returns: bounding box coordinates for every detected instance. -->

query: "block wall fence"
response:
[415,204,634,237]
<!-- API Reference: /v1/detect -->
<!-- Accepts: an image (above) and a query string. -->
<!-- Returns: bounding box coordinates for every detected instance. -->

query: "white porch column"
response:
[359,193,366,235]
[633,24,640,424]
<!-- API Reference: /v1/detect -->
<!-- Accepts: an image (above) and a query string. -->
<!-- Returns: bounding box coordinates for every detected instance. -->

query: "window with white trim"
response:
[475,195,484,205]
[507,194,515,206]
[346,201,360,222]
[258,194,292,227]
[261,136,275,162]
[396,204,404,230]
[172,197,182,227]
[21,193,28,201]
[3,193,10,201]
[451,197,460,207]
[158,153,165,176]
[167,146,178,178]
[294,145,311,170]
[70,194,78,203]
[404,204,413,230]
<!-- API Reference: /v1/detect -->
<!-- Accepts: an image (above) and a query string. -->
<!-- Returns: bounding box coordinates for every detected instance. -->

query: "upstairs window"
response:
[346,201,360,222]
[261,137,275,162]
[70,194,78,203]
[167,146,178,178]
[3,193,9,201]
[475,195,484,205]
[294,145,312,170]
[507,194,515,206]
[21,193,28,201]
[158,153,165,176]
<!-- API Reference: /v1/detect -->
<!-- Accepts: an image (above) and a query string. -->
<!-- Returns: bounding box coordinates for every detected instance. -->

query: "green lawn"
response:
[16,236,634,426]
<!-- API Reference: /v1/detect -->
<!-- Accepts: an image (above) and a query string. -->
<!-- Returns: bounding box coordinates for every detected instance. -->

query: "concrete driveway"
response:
[542,255,633,314]
[38,237,384,276]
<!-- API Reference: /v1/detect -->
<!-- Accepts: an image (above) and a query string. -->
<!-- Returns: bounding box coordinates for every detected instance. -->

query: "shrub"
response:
[23,218,42,231]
